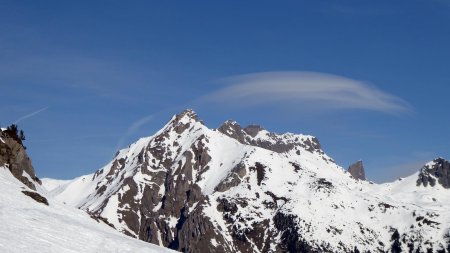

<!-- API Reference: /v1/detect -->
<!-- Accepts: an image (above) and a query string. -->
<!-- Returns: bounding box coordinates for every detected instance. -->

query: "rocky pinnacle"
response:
[347,160,366,181]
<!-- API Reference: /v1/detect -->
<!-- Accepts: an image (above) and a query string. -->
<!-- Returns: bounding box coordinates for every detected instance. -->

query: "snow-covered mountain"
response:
[0,127,175,253]
[42,109,450,253]
[0,167,178,253]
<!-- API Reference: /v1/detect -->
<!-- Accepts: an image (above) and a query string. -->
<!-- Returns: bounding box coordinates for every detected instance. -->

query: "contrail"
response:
[112,104,196,154]
[14,107,49,124]
[114,114,155,152]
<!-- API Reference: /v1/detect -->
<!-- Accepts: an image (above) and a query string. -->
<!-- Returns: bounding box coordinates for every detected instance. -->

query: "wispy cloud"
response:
[115,114,155,151]
[204,71,411,114]
[14,106,49,124]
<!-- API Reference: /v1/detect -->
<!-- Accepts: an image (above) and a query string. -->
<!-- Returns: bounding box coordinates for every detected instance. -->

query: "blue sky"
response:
[1,0,449,182]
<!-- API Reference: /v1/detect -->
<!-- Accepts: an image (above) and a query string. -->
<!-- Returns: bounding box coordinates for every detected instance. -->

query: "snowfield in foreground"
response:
[0,168,175,253]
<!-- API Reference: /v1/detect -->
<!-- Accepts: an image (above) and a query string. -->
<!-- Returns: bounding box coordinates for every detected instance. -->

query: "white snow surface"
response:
[41,110,450,252]
[40,178,71,192]
[0,168,175,253]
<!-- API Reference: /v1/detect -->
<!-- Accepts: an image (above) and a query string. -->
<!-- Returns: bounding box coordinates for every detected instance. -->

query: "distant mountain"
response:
[0,127,175,253]
[417,158,450,189]
[43,109,450,252]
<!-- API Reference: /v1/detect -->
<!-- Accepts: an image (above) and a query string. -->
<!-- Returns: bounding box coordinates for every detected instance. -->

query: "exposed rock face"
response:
[347,160,366,181]
[0,129,40,190]
[22,190,49,205]
[217,121,246,144]
[45,110,450,253]
[218,120,325,156]
[417,158,450,188]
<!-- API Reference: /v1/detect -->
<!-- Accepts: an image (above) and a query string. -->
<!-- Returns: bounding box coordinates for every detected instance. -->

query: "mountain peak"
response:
[417,157,450,188]
[159,109,204,136]
[220,119,240,128]
[167,109,202,126]
[427,157,446,166]
[217,120,246,143]
[347,160,366,180]
[174,108,199,121]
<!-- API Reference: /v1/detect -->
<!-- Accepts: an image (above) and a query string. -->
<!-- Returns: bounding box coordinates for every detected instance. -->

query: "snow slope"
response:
[0,167,175,253]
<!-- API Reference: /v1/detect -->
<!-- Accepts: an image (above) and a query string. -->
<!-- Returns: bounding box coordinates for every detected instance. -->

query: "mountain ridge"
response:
[42,109,450,252]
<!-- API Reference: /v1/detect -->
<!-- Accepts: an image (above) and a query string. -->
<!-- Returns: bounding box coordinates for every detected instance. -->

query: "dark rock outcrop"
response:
[243,124,264,137]
[347,160,366,181]
[22,190,49,205]
[0,128,40,190]
[273,212,317,253]
[417,158,450,188]
[217,120,246,144]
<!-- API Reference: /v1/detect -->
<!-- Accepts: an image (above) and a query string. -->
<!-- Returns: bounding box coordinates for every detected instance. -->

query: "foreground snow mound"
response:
[0,168,175,253]
[44,109,450,252]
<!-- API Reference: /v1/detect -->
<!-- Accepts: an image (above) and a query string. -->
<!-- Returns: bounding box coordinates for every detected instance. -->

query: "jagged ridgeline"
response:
[43,110,450,253]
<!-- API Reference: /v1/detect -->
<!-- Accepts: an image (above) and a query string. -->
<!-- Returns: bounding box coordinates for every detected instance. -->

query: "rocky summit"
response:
[42,110,450,253]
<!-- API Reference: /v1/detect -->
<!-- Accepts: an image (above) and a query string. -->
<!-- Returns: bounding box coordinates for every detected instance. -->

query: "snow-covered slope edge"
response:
[0,167,175,253]
[43,109,450,253]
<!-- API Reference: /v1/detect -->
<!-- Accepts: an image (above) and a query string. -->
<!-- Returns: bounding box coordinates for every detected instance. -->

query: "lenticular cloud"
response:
[207,71,410,113]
